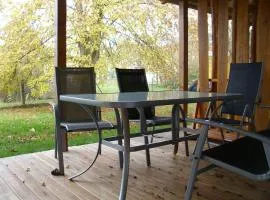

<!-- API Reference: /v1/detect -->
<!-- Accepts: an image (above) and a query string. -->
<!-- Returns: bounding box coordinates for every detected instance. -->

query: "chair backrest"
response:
[221,62,263,117]
[55,67,98,123]
[115,68,155,119]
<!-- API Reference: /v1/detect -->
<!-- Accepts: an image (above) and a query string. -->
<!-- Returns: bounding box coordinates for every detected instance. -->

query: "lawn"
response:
[0,105,122,158]
[0,103,196,158]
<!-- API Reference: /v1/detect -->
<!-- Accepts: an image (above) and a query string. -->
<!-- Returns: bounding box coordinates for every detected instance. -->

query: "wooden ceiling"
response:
[159,0,257,22]
[159,0,256,11]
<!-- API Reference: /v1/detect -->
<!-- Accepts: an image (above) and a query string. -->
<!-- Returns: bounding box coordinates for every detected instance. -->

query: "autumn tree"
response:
[0,0,54,104]
[0,0,200,103]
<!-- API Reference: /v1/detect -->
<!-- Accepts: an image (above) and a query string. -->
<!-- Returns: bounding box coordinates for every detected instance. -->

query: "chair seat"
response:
[203,130,270,175]
[61,120,115,132]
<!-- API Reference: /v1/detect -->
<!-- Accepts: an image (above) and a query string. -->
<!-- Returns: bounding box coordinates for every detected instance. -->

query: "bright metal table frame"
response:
[57,90,242,200]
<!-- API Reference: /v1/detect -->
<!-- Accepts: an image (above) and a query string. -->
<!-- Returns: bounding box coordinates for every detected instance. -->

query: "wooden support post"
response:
[198,0,209,117]
[235,0,249,63]
[179,0,188,113]
[255,0,270,130]
[55,0,68,151]
[217,0,228,93]
[55,0,67,67]
[211,0,218,92]
[250,0,258,62]
[232,0,237,63]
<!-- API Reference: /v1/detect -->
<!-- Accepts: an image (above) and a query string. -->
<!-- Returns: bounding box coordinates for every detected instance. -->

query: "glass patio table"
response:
[58,90,242,200]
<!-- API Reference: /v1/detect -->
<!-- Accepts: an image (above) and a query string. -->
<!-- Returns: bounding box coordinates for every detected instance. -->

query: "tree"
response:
[0,0,198,102]
[0,0,54,104]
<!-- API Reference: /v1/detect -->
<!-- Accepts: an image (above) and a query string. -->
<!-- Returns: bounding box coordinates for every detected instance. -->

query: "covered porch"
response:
[1,137,270,200]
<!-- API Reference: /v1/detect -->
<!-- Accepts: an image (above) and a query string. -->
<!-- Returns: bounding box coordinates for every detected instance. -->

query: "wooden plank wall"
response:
[198,0,209,115]
[255,0,270,130]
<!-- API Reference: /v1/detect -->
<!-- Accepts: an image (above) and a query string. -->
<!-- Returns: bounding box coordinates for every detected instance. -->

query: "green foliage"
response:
[0,0,200,99]
[0,0,54,99]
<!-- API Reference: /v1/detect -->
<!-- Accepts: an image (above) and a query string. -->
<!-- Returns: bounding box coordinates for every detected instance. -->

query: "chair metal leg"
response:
[185,125,209,200]
[138,107,151,166]
[99,130,102,155]
[180,105,189,156]
[51,125,65,176]
[115,108,124,169]
[119,108,131,200]
[54,126,58,159]
[219,128,225,144]
[150,125,155,144]
[172,104,179,154]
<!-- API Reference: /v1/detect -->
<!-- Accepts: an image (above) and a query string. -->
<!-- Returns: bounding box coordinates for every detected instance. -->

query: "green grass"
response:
[0,102,196,158]
[0,105,141,158]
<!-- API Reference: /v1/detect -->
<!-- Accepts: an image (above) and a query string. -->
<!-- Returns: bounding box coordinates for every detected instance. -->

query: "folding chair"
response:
[185,119,270,200]
[205,62,263,141]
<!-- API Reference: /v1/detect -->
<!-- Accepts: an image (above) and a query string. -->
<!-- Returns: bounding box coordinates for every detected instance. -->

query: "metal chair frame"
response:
[115,68,189,166]
[184,119,270,200]
[52,67,123,177]
[205,62,263,141]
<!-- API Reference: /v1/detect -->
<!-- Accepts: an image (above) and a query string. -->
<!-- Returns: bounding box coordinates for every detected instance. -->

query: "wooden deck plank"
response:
[1,157,60,200]
[31,153,100,200]
[0,139,270,200]
[0,176,20,200]
[0,161,40,200]
[13,156,81,200]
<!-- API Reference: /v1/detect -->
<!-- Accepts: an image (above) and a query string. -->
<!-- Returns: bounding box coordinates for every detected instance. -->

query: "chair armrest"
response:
[186,118,270,145]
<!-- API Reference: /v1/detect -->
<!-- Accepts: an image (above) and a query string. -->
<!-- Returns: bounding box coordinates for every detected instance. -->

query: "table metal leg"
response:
[119,108,131,200]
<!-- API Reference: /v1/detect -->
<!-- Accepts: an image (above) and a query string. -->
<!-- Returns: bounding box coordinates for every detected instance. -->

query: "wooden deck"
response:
[0,136,270,200]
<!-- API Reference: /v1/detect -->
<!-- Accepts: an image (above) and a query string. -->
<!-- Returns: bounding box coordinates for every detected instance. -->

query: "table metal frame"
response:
[56,91,242,200]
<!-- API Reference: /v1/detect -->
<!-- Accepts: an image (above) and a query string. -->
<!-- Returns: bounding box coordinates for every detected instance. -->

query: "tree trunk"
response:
[20,81,26,105]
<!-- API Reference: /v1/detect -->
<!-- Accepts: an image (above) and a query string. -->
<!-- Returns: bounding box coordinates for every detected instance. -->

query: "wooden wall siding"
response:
[179,0,188,91]
[235,0,249,62]
[198,0,209,116]
[55,0,67,67]
[217,0,229,92]
[255,0,270,130]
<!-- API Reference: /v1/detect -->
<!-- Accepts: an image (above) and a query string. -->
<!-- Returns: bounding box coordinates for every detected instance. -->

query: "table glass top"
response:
[60,90,242,108]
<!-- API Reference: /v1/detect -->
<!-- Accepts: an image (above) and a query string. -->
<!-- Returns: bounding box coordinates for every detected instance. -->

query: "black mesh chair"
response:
[52,67,120,175]
[184,119,270,200]
[205,62,263,141]
[115,68,189,166]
